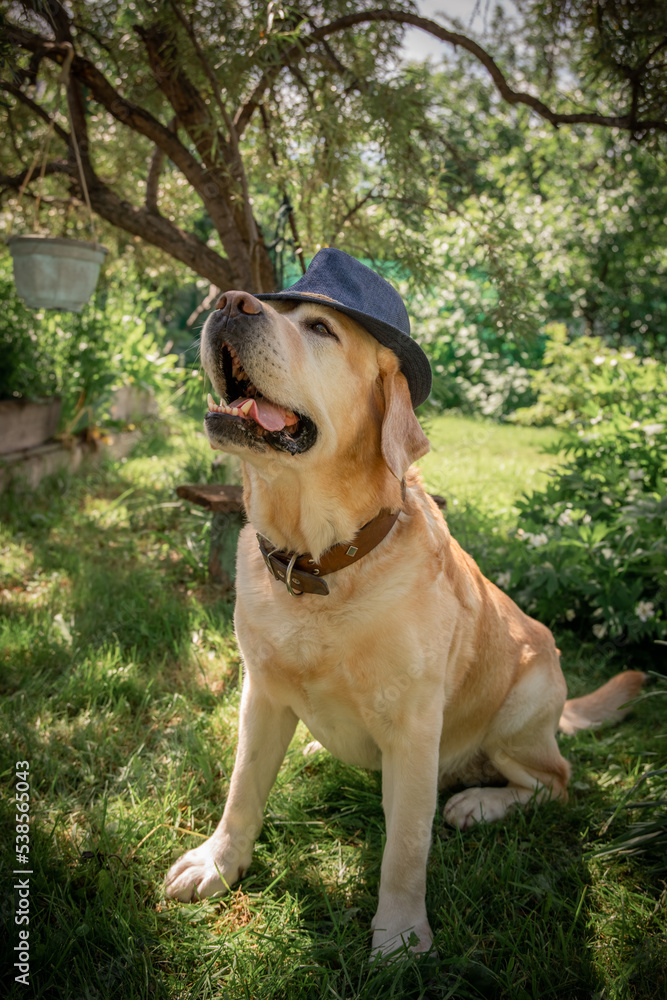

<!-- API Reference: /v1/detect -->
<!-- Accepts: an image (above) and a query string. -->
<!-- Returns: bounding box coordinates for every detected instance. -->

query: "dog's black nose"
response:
[215,290,263,317]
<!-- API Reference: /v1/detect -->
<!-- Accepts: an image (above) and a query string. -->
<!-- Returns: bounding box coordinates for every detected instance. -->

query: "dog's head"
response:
[201,289,429,485]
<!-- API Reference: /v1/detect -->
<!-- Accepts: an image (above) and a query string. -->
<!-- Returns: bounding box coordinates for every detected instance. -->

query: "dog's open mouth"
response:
[206,342,317,455]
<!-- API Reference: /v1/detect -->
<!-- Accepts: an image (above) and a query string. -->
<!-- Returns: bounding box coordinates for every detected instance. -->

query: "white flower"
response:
[495,571,511,589]
[601,548,614,559]
[609,358,618,367]
[643,423,664,436]
[593,355,605,365]
[565,609,576,621]
[557,510,574,527]
[592,623,608,639]
[527,532,549,548]
[628,468,644,481]
[635,601,655,622]
[622,351,635,360]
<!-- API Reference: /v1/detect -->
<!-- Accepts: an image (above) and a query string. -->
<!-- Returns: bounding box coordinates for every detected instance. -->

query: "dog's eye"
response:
[309,320,338,341]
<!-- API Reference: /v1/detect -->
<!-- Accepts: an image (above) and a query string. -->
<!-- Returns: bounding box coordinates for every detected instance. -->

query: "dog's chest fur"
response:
[233,521,451,769]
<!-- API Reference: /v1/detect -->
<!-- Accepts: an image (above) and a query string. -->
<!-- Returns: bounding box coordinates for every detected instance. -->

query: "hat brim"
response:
[255,291,432,409]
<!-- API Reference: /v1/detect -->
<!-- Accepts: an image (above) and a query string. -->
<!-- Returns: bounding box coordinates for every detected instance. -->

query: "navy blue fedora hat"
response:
[256,248,432,409]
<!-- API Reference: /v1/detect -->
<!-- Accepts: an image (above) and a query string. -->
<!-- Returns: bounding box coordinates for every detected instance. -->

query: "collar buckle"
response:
[284,552,303,598]
[257,534,330,597]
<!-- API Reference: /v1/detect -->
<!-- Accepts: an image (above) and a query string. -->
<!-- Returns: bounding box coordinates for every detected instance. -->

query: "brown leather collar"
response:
[257,509,400,596]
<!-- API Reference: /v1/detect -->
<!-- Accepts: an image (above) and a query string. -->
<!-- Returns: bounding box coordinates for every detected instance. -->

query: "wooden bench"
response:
[176,483,446,586]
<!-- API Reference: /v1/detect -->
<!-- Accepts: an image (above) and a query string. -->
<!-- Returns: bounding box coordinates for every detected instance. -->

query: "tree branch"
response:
[186,283,220,328]
[133,21,231,171]
[4,26,206,180]
[6,108,28,166]
[88,180,235,288]
[331,187,378,244]
[634,36,667,77]
[71,20,121,67]
[5,22,258,284]
[39,0,73,43]
[6,27,210,168]
[0,160,71,191]
[145,144,166,214]
[0,81,70,143]
[145,116,176,213]
[233,9,667,137]
[133,19,267,286]
[6,157,235,286]
[309,27,370,97]
[168,0,265,289]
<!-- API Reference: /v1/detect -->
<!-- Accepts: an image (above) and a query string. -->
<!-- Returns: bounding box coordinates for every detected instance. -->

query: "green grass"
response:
[418,413,562,518]
[1,413,665,999]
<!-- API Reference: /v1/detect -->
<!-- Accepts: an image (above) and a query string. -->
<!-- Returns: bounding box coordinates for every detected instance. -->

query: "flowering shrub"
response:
[511,323,664,427]
[454,412,666,648]
[512,420,665,643]
[408,277,537,418]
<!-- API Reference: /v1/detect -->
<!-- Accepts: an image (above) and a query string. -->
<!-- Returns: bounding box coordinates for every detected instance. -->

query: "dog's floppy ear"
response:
[379,352,430,480]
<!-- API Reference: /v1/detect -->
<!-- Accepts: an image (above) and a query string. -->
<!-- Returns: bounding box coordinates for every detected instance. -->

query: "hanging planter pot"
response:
[7,235,108,313]
[8,46,107,313]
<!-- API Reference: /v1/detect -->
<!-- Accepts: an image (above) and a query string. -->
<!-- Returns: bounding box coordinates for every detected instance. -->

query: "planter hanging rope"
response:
[8,43,108,312]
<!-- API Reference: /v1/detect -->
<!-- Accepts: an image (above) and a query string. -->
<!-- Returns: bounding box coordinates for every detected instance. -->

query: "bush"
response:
[509,418,666,644]
[455,415,666,649]
[512,323,665,427]
[0,254,178,431]
[409,276,539,418]
[453,323,664,647]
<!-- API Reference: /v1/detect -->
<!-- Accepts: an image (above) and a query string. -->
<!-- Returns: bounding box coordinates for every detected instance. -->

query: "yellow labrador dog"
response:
[165,249,644,957]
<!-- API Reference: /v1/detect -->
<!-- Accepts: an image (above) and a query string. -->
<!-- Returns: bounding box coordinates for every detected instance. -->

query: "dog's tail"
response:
[558,670,646,735]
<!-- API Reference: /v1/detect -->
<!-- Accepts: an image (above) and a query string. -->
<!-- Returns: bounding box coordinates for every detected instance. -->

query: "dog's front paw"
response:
[165,836,250,902]
[371,911,433,961]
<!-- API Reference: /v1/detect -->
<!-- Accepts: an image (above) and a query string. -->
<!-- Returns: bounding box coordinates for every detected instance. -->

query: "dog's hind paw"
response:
[443,787,521,829]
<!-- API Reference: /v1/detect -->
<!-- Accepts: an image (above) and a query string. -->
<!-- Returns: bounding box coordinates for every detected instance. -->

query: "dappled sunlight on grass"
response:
[0,413,664,999]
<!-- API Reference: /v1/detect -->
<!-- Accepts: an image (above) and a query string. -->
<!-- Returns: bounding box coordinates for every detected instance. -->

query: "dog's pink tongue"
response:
[229,396,298,432]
